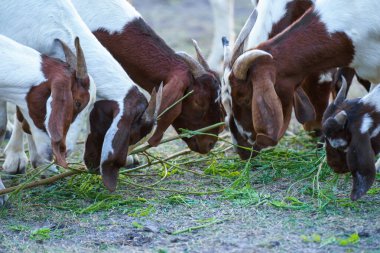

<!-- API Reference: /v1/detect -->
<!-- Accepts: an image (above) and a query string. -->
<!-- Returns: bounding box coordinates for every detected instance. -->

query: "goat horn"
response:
[222,37,232,70]
[176,51,207,78]
[232,49,272,80]
[192,39,210,70]
[334,76,348,106]
[56,38,77,72]
[74,37,88,80]
[231,8,258,65]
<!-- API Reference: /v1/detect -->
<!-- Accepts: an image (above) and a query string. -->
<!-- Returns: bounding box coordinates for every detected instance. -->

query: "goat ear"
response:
[148,77,189,146]
[48,80,74,168]
[347,132,376,201]
[251,68,283,149]
[293,86,316,124]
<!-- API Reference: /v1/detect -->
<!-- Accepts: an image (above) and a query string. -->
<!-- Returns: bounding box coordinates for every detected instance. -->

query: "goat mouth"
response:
[184,136,217,154]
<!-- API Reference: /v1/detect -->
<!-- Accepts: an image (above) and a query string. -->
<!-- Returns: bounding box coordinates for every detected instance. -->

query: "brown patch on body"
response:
[93,17,223,154]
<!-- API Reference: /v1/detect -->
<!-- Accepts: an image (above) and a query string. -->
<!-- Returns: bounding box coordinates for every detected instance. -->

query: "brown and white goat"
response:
[222,0,332,159]
[72,0,224,154]
[223,0,380,159]
[0,0,161,191]
[0,35,94,205]
[323,78,380,201]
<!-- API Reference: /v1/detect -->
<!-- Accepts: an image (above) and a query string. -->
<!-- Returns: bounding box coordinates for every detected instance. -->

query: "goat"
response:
[222,0,327,159]
[323,78,380,201]
[0,35,94,205]
[223,0,380,159]
[0,0,161,191]
[72,0,224,154]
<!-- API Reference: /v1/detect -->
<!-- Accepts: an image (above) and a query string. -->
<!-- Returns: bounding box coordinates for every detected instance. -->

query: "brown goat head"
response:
[149,41,224,154]
[84,85,162,192]
[26,37,91,168]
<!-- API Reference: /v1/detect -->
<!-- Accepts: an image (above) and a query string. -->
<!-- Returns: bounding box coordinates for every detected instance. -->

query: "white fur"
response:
[375,157,380,173]
[0,0,140,172]
[318,72,333,84]
[361,85,380,112]
[315,0,380,83]
[0,178,8,206]
[246,0,292,50]
[371,125,380,139]
[3,114,28,174]
[328,138,347,149]
[71,0,141,34]
[100,100,124,175]
[0,0,133,101]
[234,118,254,145]
[360,113,373,134]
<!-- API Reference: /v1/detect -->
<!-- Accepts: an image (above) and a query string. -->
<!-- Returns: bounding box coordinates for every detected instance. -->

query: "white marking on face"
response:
[100,100,124,175]
[234,118,255,145]
[221,68,233,116]
[328,138,347,149]
[360,113,373,134]
[318,72,333,83]
[371,125,380,139]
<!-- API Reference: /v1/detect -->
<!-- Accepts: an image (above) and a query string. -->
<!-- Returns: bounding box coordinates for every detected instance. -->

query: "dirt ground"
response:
[0,1,379,253]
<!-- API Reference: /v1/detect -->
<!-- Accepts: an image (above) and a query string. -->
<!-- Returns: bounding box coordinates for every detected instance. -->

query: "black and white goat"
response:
[323,78,380,201]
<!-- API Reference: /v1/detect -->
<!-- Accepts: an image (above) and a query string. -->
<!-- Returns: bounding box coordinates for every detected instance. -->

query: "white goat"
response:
[0,0,160,191]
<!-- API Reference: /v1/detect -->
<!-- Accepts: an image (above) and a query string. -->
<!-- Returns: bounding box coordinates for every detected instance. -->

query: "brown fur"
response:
[84,86,157,191]
[93,18,223,154]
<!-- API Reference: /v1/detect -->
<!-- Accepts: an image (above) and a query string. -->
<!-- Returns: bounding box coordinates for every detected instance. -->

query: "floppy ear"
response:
[148,76,189,146]
[251,63,283,149]
[293,86,316,124]
[48,79,74,168]
[346,132,376,201]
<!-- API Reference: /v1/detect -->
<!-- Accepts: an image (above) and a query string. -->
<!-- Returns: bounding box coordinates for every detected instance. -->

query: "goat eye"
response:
[75,100,81,109]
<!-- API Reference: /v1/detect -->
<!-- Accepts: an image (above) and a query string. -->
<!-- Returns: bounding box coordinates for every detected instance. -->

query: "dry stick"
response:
[0,171,80,195]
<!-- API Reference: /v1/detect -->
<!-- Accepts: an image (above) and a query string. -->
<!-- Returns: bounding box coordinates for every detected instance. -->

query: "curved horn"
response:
[176,52,207,78]
[192,39,210,70]
[222,37,232,70]
[56,39,77,71]
[334,76,348,106]
[334,110,347,127]
[74,37,88,80]
[231,8,258,64]
[232,49,272,80]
